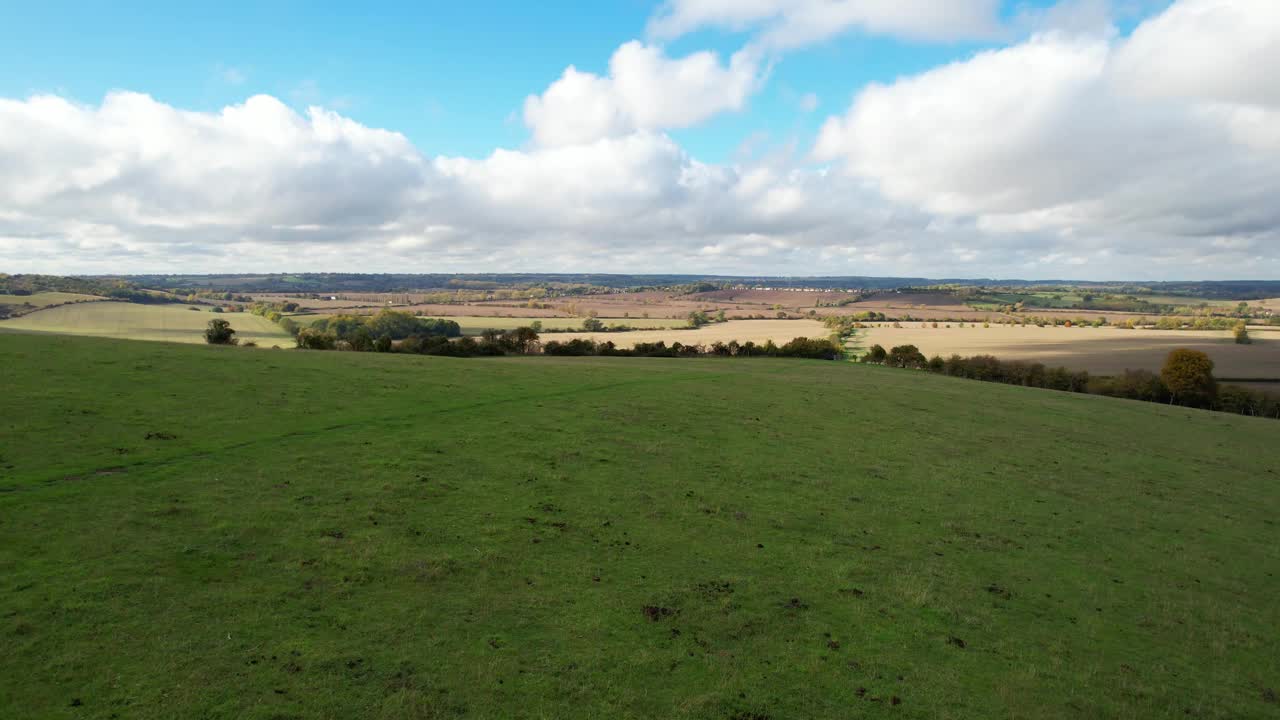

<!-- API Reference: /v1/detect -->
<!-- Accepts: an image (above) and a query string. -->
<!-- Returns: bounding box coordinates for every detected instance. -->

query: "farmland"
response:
[290,315,678,337]
[0,302,293,346]
[2,333,1278,719]
[549,319,830,348]
[0,291,102,307]
[857,325,1280,379]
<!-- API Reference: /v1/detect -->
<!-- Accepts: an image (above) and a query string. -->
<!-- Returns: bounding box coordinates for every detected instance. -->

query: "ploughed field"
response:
[859,324,1280,379]
[1,333,1278,719]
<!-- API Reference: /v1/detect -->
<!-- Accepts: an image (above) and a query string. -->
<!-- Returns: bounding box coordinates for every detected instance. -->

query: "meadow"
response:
[1,333,1278,719]
[858,324,1280,379]
[0,302,293,346]
[0,291,103,307]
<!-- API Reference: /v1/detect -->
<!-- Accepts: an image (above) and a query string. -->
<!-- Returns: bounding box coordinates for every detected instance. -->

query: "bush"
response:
[860,344,887,364]
[1091,369,1170,403]
[295,328,337,350]
[204,319,238,345]
[779,337,843,360]
[1234,322,1251,344]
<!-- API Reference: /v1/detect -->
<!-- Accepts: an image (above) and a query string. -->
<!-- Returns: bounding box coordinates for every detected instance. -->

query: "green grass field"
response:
[0,302,293,346]
[1,334,1277,719]
[0,292,104,307]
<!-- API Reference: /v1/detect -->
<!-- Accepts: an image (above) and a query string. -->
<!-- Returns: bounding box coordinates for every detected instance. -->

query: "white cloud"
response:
[523,41,762,147]
[814,0,1280,259]
[648,0,1002,49]
[1,0,1278,280]
[0,92,426,231]
[1111,0,1280,107]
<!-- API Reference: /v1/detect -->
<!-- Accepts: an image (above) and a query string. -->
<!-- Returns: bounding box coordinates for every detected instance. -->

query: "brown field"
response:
[259,288,1280,329]
[547,319,830,348]
[687,288,860,305]
[858,325,1280,378]
[1228,381,1280,394]
[278,300,574,318]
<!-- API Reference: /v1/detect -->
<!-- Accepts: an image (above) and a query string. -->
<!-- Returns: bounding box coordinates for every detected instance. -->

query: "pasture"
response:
[859,324,1280,378]
[0,302,293,346]
[1,333,1278,719]
[0,291,103,308]
[549,318,830,348]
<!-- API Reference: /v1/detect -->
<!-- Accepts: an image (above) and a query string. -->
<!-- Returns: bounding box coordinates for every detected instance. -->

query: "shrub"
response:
[204,319,237,345]
[778,337,843,360]
[1092,369,1169,403]
[1233,322,1251,344]
[295,328,337,350]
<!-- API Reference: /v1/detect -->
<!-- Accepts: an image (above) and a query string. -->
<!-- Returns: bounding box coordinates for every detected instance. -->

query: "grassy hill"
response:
[0,301,292,346]
[1,334,1277,719]
[0,291,104,307]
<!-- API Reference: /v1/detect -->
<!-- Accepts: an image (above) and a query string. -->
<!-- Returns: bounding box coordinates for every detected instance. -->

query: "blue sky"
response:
[4,0,1276,280]
[1,0,1131,160]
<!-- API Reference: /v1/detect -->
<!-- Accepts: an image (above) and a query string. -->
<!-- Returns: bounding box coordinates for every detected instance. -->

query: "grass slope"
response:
[0,302,292,346]
[0,292,104,306]
[1,334,1277,720]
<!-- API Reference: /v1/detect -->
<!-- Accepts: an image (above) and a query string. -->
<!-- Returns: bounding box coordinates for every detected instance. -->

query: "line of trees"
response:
[543,336,842,359]
[860,344,1280,419]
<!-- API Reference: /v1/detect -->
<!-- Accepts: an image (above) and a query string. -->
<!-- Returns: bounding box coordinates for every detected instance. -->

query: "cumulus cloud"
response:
[648,0,1001,49]
[814,0,1280,265]
[523,41,762,147]
[1,0,1277,279]
[1111,0,1280,107]
[0,91,914,275]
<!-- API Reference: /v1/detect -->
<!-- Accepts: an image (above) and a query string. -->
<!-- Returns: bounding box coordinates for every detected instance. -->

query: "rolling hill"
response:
[1,333,1276,719]
[0,301,293,346]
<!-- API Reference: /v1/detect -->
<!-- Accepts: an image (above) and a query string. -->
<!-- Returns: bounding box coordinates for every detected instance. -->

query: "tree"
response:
[295,328,337,350]
[581,317,605,332]
[860,344,887,364]
[502,326,540,354]
[204,318,237,345]
[1161,349,1216,407]
[886,344,927,369]
[1234,321,1251,344]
